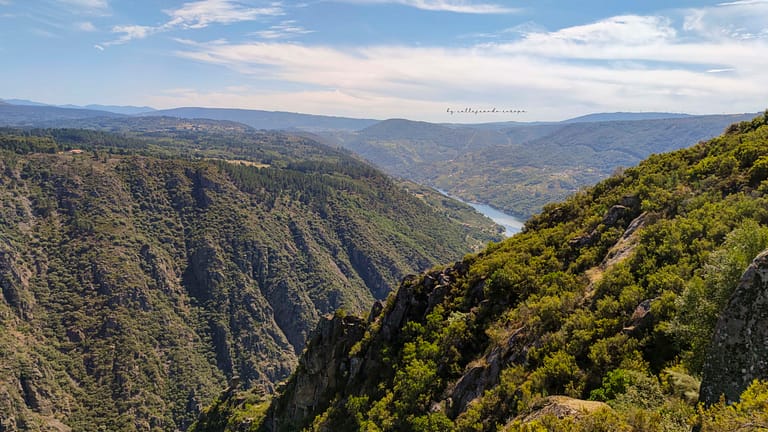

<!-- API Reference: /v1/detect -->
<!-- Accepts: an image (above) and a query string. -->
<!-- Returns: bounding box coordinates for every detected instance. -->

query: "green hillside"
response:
[0,124,499,430]
[333,114,756,218]
[200,113,768,431]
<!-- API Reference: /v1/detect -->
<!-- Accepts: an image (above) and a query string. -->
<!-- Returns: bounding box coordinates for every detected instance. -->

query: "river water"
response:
[437,189,526,237]
[466,202,525,237]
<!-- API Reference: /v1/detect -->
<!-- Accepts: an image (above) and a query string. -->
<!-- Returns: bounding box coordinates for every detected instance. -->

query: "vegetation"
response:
[201,112,768,431]
[0,122,498,430]
[331,114,756,218]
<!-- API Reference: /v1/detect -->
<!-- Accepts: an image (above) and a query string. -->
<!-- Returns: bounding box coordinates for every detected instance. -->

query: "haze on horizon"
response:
[1,0,767,122]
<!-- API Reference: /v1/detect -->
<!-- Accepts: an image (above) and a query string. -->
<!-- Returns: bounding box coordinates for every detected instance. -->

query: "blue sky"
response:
[1,0,767,121]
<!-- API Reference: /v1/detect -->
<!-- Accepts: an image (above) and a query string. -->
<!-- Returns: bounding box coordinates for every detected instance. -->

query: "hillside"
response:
[0,125,499,430]
[330,113,756,218]
[143,108,379,131]
[0,104,123,126]
[1,99,155,115]
[198,113,768,431]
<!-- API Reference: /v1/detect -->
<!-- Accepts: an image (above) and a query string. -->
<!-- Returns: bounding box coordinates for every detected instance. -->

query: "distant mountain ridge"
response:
[0,99,759,217]
[562,112,693,123]
[141,107,380,131]
[0,104,124,126]
[1,98,154,115]
[60,104,156,115]
[328,112,758,217]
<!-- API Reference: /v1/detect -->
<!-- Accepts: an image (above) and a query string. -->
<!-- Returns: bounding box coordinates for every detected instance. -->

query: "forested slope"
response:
[0,125,498,431]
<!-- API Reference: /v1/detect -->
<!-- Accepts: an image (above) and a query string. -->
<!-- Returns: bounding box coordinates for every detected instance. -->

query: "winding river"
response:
[437,189,526,237]
[466,202,525,237]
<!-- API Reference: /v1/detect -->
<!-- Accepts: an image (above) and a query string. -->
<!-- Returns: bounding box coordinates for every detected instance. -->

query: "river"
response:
[437,189,526,237]
[466,202,525,237]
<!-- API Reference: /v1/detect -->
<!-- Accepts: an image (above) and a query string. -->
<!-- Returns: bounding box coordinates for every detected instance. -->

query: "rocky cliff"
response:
[700,249,768,405]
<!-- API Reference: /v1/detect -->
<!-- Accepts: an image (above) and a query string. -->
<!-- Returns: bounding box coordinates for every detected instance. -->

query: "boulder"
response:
[699,249,768,405]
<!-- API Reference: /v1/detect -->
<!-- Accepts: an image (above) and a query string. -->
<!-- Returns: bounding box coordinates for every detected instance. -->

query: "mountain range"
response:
[0,99,756,220]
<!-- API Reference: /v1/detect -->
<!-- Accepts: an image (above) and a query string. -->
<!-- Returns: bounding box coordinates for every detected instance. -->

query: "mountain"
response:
[59,104,156,115]
[142,107,380,131]
[0,123,499,430]
[562,112,693,123]
[1,98,50,106]
[329,113,757,218]
[0,104,123,126]
[1,99,154,115]
[195,112,768,431]
[329,119,510,180]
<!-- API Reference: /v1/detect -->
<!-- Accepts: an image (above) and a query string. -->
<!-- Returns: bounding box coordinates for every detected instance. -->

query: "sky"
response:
[1,0,767,122]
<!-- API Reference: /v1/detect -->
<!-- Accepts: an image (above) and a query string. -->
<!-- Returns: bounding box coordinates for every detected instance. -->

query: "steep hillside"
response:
[333,114,756,218]
[0,126,498,430]
[201,112,768,431]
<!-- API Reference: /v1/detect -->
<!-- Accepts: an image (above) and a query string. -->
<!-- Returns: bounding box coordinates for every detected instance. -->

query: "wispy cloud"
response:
[685,0,768,40]
[77,21,96,31]
[171,3,768,121]
[165,0,283,29]
[103,0,284,46]
[108,24,155,45]
[56,0,109,12]
[717,0,768,6]
[337,0,518,14]
[252,20,313,39]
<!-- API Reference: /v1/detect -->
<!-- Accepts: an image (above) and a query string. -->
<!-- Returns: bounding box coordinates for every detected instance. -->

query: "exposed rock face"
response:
[261,262,471,431]
[700,249,768,405]
[514,396,610,424]
[263,314,366,432]
[622,298,654,335]
[447,325,533,418]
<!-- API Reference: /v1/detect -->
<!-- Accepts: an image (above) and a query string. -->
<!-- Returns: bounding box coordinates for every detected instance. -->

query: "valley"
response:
[1,101,767,432]
[3,1,768,430]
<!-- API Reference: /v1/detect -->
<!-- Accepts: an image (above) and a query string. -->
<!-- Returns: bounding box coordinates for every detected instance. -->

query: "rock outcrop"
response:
[700,249,768,405]
[514,396,610,424]
[262,313,366,431]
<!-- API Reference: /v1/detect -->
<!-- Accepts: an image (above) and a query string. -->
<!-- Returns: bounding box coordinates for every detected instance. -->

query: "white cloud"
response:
[337,0,517,14]
[57,0,108,11]
[252,20,313,39]
[104,24,156,46]
[717,0,768,6]
[523,15,676,45]
[684,0,768,40]
[77,21,96,31]
[103,0,284,46]
[170,6,768,121]
[164,0,283,29]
